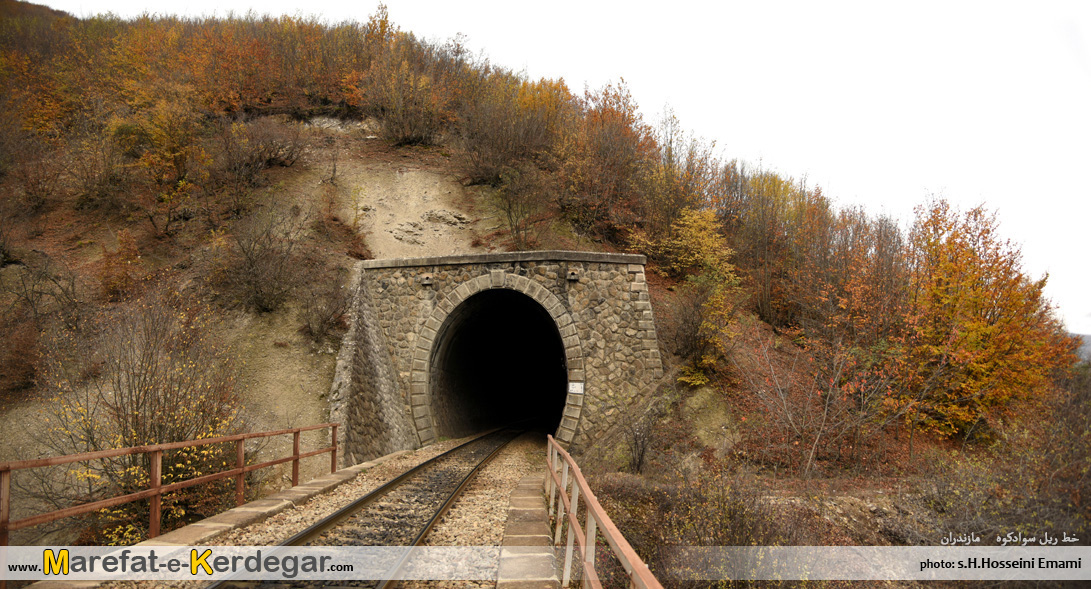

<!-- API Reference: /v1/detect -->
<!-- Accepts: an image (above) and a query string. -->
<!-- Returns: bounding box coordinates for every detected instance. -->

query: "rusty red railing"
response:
[546,435,663,589]
[0,423,338,546]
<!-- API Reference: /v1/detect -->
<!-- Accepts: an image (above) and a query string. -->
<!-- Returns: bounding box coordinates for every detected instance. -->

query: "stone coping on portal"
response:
[358,250,646,269]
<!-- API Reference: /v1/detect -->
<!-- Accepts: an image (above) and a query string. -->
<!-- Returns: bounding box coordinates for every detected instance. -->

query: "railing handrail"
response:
[0,423,336,472]
[546,435,663,589]
[0,423,339,546]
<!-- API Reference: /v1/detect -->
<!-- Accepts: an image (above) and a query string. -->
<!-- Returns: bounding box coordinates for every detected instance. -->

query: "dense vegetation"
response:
[1,0,1086,563]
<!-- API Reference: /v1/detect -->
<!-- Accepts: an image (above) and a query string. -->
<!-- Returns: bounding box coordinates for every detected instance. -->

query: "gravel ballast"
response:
[91,433,547,589]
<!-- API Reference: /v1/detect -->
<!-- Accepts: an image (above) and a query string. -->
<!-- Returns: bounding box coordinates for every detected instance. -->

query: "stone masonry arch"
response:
[328,251,664,465]
[409,271,585,446]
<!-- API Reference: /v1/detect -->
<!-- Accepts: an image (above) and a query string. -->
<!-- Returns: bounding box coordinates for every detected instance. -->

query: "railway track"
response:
[209,428,523,588]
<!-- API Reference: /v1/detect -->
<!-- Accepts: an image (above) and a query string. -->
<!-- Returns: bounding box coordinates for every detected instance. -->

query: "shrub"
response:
[457,72,568,185]
[920,364,1091,545]
[0,200,14,265]
[655,276,715,361]
[622,407,661,474]
[596,468,835,586]
[226,205,308,312]
[212,117,309,214]
[11,136,63,212]
[638,210,744,384]
[69,132,127,210]
[300,281,352,345]
[0,312,39,398]
[559,82,655,241]
[0,102,21,178]
[366,39,455,146]
[27,296,245,544]
[1,250,85,330]
[494,165,554,251]
[137,88,205,185]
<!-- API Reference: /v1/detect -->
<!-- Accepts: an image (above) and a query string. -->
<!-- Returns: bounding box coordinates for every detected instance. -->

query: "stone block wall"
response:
[328,251,664,463]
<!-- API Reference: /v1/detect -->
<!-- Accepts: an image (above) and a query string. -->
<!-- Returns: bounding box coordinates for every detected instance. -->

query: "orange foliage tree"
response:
[560,81,656,240]
[898,200,1076,442]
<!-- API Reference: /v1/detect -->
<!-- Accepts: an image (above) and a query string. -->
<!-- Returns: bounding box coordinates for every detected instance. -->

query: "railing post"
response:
[330,424,339,473]
[554,461,569,545]
[545,443,551,491]
[584,512,597,582]
[148,450,162,538]
[292,430,301,487]
[1,468,11,546]
[235,439,245,506]
[562,481,581,587]
[547,443,557,516]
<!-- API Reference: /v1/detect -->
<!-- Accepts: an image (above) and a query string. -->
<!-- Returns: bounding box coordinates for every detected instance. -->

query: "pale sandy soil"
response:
[341,160,481,259]
[0,125,495,543]
[190,131,494,488]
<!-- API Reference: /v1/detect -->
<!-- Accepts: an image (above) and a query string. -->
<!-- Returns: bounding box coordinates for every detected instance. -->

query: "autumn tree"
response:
[457,70,572,185]
[495,165,556,250]
[560,81,655,240]
[899,200,1076,442]
[733,170,796,325]
[708,159,749,228]
[641,108,718,238]
[731,197,918,472]
[638,208,742,384]
[363,33,456,145]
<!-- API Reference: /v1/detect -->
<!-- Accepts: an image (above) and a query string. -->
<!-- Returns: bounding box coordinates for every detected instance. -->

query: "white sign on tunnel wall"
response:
[568,382,584,395]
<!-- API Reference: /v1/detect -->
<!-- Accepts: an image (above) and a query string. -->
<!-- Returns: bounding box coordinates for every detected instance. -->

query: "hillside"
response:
[0,0,1087,565]
[0,0,69,20]
[0,120,508,544]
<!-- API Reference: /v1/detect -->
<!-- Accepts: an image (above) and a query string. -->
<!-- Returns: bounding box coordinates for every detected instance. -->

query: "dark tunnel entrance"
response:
[430,289,568,437]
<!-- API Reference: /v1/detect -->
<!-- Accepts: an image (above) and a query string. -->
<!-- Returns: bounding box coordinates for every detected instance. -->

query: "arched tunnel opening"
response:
[430,289,568,438]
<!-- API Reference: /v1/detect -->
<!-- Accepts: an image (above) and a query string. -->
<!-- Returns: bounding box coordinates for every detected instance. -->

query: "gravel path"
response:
[404,432,546,589]
[423,432,544,547]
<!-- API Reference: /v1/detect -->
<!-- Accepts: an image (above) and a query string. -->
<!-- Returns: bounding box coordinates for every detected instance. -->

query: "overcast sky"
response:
[40,0,1091,334]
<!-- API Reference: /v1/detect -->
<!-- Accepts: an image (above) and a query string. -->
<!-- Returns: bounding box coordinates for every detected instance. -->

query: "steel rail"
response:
[373,429,516,589]
[206,428,520,589]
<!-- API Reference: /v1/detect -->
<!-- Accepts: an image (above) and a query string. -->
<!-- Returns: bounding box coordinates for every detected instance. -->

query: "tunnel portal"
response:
[430,289,567,437]
[330,251,665,463]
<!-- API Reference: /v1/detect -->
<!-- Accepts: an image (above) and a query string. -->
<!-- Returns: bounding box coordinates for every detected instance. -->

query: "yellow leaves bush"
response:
[35,295,244,544]
[637,209,743,383]
[634,208,734,279]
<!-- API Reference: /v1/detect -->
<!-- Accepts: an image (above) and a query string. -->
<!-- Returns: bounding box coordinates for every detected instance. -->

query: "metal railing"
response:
[0,423,338,546]
[546,435,663,589]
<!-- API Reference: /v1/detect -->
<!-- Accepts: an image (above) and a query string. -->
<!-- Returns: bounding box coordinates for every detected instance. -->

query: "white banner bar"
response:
[665,546,1090,581]
[1,546,502,581]
[3,545,1089,581]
